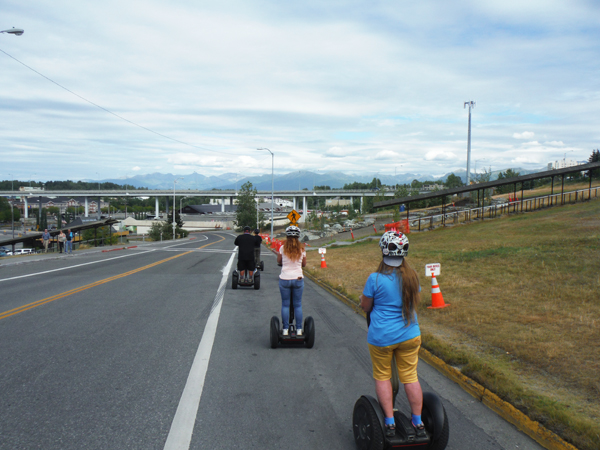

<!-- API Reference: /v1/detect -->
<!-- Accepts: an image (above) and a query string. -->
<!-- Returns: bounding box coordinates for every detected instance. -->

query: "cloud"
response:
[373,150,400,160]
[325,147,346,157]
[132,166,141,171]
[425,150,457,161]
[2,1,599,181]
[513,131,535,139]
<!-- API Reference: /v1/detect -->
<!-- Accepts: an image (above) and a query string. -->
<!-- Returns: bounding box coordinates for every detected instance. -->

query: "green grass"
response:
[306,197,600,450]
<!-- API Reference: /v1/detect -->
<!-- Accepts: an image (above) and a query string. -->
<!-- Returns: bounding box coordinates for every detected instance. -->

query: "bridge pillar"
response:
[302,196,306,222]
[221,197,225,212]
[155,197,159,218]
[85,197,89,217]
[361,196,363,213]
[293,196,297,211]
[24,197,28,219]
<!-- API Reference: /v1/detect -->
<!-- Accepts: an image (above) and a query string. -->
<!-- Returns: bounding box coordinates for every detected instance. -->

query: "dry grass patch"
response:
[306,199,600,450]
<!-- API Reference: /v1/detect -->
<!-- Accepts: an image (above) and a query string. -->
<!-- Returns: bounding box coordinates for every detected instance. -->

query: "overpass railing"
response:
[410,186,599,232]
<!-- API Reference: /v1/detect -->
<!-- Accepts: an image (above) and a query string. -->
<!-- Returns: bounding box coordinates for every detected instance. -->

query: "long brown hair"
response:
[282,236,305,262]
[375,258,421,325]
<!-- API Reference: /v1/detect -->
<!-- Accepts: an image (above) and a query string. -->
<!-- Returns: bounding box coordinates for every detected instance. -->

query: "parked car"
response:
[13,248,35,255]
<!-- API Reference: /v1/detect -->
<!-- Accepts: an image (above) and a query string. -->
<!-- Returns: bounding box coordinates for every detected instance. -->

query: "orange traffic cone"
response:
[427,274,449,309]
[320,253,327,268]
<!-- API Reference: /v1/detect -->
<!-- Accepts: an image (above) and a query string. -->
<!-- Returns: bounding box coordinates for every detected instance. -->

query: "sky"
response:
[1,0,599,183]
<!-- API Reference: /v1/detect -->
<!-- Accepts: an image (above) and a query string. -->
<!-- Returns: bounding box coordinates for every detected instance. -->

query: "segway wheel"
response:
[422,392,450,450]
[270,316,280,349]
[304,316,315,349]
[231,272,238,290]
[260,261,264,271]
[352,396,384,450]
[253,273,260,290]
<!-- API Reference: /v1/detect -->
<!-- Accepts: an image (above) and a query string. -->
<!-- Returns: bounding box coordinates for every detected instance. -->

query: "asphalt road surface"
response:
[0,232,545,450]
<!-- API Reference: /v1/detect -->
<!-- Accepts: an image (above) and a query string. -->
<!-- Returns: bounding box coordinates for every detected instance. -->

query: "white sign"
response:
[425,263,441,277]
[318,247,327,254]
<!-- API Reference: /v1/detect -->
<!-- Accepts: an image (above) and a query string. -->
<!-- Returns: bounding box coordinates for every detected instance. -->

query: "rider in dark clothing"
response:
[234,226,256,281]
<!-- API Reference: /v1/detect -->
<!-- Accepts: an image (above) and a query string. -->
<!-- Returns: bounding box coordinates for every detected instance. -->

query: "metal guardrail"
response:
[410,186,599,232]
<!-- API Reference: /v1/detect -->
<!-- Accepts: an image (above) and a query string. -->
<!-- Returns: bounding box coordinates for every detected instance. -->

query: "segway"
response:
[352,315,449,450]
[270,296,315,348]
[231,269,260,290]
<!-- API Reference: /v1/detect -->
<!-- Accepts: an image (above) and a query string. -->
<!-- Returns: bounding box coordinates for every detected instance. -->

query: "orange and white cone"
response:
[428,274,449,309]
[320,253,327,268]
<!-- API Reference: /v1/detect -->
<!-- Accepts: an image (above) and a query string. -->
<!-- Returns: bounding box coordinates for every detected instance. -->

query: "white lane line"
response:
[0,250,155,283]
[160,248,235,254]
[163,250,235,450]
[0,234,224,283]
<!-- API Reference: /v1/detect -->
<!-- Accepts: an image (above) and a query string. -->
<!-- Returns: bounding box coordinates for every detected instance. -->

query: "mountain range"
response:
[97,167,545,191]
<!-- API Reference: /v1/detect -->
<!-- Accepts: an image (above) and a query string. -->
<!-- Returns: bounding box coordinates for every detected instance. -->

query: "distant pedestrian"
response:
[42,229,51,253]
[58,230,66,253]
[65,229,73,254]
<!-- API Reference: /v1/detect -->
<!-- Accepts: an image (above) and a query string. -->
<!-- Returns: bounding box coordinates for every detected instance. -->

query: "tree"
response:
[0,198,21,222]
[411,179,423,189]
[234,181,264,230]
[445,173,464,189]
[589,149,600,177]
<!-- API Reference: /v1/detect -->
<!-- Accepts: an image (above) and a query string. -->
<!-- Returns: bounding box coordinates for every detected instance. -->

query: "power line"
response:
[0,47,239,156]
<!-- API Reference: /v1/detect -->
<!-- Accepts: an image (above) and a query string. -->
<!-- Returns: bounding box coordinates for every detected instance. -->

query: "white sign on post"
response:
[318,247,327,254]
[425,263,441,277]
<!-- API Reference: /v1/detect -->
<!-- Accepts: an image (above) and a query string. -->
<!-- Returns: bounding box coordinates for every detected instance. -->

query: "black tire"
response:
[253,273,260,290]
[423,394,449,450]
[352,396,384,450]
[304,316,315,349]
[232,272,238,290]
[270,316,280,349]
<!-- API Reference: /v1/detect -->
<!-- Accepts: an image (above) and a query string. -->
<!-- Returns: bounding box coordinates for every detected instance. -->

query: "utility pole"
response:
[464,101,476,185]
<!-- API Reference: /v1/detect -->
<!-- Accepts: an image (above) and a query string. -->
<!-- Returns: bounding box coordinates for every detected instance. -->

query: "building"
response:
[547,159,582,170]
[325,197,352,207]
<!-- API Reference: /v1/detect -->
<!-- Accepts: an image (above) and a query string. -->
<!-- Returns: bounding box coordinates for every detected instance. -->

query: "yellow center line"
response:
[0,235,228,321]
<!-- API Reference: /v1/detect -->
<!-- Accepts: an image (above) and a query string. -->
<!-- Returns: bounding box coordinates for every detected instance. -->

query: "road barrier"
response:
[410,186,599,232]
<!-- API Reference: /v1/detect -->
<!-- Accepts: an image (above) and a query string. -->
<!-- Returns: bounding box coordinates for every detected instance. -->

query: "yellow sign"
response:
[287,209,301,224]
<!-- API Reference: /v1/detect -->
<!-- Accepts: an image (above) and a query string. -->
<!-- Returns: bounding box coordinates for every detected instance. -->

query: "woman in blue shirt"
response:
[359,231,425,438]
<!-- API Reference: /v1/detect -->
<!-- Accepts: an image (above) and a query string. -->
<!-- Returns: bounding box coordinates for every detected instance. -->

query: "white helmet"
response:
[379,231,409,258]
[286,225,301,237]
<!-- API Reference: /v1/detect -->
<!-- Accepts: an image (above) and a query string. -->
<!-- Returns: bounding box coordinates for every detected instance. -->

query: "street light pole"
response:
[173,177,183,240]
[0,28,24,36]
[464,101,476,185]
[257,148,274,241]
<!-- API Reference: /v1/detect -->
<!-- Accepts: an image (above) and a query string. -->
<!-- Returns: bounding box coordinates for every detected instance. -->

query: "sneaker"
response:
[297,329,303,336]
[385,423,396,437]
[412,422,426,438]
[282,329,289,336]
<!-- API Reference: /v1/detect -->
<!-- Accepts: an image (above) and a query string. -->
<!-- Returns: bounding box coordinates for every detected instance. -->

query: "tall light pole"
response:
[257,148,274,241]
[464,101,476,185]
[173,177,183,240]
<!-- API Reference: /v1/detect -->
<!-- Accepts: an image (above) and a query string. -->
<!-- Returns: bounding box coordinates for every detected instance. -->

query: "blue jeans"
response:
[65,241,72,254]
[279,278,304,330]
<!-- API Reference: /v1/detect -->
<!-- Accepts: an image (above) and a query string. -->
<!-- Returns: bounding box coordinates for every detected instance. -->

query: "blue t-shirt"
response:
[363,272,420,347]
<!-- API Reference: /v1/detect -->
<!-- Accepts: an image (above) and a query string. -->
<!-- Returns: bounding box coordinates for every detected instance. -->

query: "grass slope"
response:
[305,198,600,450]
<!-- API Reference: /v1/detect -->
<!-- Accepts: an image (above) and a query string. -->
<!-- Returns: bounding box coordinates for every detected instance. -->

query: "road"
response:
[0,232,545,449]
